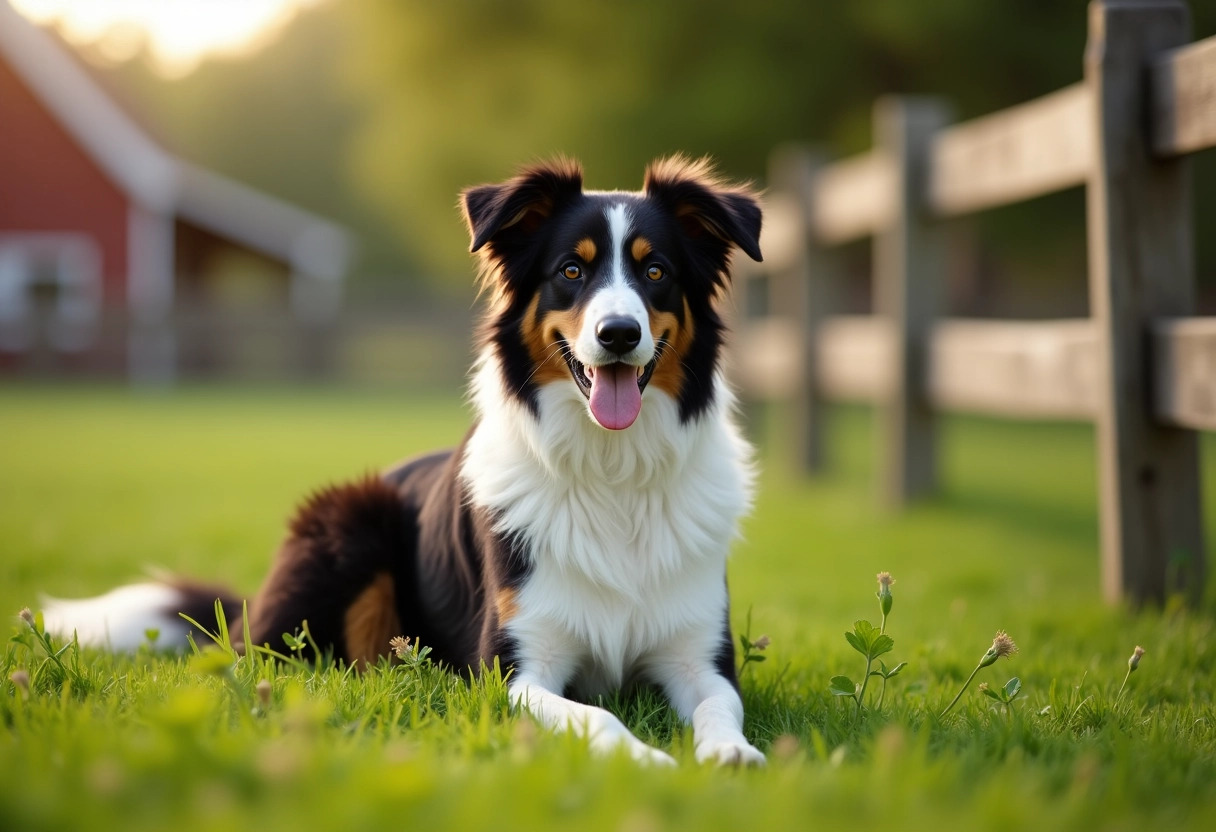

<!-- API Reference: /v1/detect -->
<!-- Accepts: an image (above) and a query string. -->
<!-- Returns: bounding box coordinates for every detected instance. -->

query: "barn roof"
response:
[0,1,351,281]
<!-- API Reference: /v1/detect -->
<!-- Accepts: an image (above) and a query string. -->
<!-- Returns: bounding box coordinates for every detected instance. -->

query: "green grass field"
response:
[2,384,1215,831]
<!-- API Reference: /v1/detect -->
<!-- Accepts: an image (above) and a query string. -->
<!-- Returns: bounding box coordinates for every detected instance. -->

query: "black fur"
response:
[243,475,416,661]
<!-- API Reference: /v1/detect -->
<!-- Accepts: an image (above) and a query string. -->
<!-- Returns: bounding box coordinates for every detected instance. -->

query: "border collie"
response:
[41,156,765,766]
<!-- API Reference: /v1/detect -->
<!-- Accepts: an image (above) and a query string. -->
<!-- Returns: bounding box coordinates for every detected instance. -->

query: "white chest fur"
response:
[461,355,754,692]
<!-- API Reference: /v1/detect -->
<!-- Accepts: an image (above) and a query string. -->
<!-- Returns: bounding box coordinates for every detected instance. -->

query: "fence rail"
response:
[733,0,1216,604]
[1151,36,1216,155]
[809,151,894,244]
[0,305,473,386]
[929,83,1092,216]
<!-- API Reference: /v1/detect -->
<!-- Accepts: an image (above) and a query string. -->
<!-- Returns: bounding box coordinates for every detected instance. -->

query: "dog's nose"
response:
[595,316,642,356]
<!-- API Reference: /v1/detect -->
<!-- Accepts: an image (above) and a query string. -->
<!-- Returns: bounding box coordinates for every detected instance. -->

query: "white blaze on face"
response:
[573,204,654,365]
[572,204,656,431]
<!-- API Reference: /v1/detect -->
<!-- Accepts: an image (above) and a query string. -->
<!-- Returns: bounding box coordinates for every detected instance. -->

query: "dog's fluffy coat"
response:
[42,157,765,765]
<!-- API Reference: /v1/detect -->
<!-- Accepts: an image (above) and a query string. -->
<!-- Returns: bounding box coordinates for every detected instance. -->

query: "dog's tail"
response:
[39,577,242,651]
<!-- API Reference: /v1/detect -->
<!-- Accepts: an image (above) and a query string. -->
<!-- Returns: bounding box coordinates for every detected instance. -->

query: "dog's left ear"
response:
[462,159,584,254]
[644,157,763,264]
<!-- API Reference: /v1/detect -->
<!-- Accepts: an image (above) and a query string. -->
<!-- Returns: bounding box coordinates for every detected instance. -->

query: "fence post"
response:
[768,145,833,472]
[1085,0,1205,604]
[873,96,951,506]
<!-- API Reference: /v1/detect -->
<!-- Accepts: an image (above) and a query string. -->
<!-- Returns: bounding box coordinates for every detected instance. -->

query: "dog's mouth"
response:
[562,343,658,431]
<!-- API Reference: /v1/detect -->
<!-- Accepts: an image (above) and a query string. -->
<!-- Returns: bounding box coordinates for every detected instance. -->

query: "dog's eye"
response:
[562,264,582,280]
[646,265,665,281]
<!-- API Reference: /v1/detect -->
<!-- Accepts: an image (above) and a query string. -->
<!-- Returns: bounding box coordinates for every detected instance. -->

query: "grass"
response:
[2,383,1215,831]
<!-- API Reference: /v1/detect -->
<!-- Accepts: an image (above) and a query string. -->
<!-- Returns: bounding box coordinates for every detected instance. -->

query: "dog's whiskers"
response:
[517,341,569,392]
[651,337,702,389]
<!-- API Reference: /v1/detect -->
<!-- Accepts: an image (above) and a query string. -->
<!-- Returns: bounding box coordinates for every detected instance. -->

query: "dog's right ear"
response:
[462,159,584,254]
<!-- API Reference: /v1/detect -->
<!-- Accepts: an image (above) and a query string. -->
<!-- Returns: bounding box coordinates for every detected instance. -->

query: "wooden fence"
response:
[731,0,1216,605]
[0,304,473,388]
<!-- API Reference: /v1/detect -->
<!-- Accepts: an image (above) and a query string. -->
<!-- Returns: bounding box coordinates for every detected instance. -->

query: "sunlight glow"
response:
[12,0,325,78]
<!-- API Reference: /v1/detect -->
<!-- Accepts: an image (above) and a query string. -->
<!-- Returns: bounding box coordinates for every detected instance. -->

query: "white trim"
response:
[175,163,350,281]
[0,246,29,351]
[289,270,343,324]
[0,232,102,353]
[125,204,176,383]
[126,204,174,323]
[126,326,176,386]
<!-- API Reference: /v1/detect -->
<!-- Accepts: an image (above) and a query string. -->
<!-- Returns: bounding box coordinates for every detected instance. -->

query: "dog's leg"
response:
[648,632,766,766]
[507,641,676,766]
[663,672,765,766]
[246,477,413,666]
[510,677,677,766]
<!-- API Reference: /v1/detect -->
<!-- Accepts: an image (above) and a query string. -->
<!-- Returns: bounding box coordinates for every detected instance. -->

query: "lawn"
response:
[2,384,1215,831]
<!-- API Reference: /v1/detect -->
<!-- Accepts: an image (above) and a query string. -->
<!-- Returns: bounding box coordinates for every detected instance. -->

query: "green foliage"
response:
[833,614,905,718]
[737,608,770,676]
[91,2,1216,292]
[829,676,859,698]
[871,660,908,682]
[844,620,894,662]
[334,0,1099,277]
[980,677,1023,708]
[8,610,93,698]
[3,387,1216,830]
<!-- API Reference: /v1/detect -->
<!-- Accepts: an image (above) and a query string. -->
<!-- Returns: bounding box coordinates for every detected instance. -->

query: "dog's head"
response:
[463,156,762,430]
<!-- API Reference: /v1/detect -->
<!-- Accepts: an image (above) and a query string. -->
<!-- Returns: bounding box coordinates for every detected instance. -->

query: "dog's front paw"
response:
[587,720,677,767]
[696,739,766,767]
[629,742,678,767]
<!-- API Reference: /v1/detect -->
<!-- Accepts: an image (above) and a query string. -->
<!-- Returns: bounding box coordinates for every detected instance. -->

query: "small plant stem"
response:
[1116,667,1132,702]
[29,624,71,679]
[855,656,874,721]
[880,613,888,636]
[940,662,983,718]
[877,675,888,710]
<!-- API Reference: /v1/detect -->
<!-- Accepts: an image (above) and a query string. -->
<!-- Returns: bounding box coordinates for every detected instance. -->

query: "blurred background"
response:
[1,0,1215,388]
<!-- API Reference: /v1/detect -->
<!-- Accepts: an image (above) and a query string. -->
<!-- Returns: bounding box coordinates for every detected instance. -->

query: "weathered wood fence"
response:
[732,0,1216,604]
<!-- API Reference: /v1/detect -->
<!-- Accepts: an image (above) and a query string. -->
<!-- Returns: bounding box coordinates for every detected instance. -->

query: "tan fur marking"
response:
[648,297,695,398]
[495,587,520,624]
[631,237,652,262]
[575,238,597,262]
[520,295,583,386]
[343,573,399,670]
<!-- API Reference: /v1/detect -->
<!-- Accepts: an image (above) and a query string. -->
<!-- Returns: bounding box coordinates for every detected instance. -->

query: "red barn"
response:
[0,2,351,380]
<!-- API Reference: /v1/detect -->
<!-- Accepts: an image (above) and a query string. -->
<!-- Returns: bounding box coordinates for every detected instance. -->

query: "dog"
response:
[41,156,765,766]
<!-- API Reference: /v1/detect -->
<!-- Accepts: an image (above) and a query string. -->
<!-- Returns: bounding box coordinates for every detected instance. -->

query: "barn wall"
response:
[0,56,128,302]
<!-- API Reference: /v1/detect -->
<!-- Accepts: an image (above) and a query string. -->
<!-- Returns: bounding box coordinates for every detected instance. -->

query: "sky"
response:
[11,0,323,78]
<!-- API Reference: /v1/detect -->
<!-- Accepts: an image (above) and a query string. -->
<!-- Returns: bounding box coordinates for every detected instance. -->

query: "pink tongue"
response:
[587,364,642,430]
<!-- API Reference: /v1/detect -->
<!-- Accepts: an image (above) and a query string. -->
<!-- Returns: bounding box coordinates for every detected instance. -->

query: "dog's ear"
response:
[462,159,584,254]
[644,156,763,265]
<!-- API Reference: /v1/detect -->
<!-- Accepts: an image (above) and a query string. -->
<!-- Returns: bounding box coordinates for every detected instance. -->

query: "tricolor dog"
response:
[42,157,766,766]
